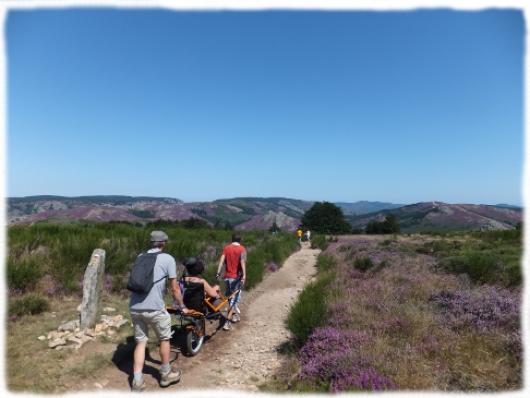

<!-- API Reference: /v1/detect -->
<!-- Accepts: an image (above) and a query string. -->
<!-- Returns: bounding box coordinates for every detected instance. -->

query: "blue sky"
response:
[6,9,524,204]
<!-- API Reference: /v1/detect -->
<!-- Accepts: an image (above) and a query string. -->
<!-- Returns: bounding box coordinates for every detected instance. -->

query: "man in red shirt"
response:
[216,234,247,331]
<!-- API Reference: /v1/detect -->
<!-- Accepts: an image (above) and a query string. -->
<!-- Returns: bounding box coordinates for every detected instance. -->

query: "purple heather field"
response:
[294,235,521,392]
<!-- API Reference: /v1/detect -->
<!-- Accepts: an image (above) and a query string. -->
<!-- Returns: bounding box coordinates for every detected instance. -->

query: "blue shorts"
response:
[224,278,242,306]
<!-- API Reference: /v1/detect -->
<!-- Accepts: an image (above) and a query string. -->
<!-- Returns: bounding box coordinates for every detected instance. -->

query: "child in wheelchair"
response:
[181,257,221,312]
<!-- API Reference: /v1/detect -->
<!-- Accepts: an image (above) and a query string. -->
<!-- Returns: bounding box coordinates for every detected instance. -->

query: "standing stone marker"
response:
[79,249,106,329]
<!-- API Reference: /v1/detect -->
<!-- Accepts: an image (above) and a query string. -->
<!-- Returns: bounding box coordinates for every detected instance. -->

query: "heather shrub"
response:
[287,272,334,345]
[429,285,520,332]
[9,294,49,317]
[353,257,374,272]
[298,327,395,392]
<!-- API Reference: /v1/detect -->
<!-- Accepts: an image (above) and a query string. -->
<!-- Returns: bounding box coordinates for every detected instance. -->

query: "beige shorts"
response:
[130,309,172,342]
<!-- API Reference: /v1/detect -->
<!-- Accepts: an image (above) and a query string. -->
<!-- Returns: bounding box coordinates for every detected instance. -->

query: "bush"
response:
[317,254,337,272]
[287,271,334,345]
[353,257,374,272]
[443,252,500,285]
[311,235,329,251]
[7,258,43,292]
[9,294,50,317]
[366,214,400,234]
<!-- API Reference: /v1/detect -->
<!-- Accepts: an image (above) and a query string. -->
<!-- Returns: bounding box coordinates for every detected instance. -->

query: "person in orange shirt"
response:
[216,234,247,331]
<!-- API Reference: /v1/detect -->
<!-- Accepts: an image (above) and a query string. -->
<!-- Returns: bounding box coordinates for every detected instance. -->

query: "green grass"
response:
[287,253,336,345]
[7,222,299,294]
[413,230,523,287]
[310,235,329,250]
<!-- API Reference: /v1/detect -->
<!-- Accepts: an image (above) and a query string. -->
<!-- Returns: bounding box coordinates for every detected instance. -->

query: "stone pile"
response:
[40,312,129,351]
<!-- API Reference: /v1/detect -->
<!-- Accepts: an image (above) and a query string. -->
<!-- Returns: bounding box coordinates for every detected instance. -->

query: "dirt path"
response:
[178,244,320,391]
[101,244,320,392]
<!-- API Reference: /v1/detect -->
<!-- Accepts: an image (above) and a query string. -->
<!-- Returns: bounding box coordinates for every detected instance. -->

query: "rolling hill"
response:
[8,196,522,232]
[348,201,522,233]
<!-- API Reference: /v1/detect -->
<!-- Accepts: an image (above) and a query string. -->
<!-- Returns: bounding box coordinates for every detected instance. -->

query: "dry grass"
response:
[6,294,133,393]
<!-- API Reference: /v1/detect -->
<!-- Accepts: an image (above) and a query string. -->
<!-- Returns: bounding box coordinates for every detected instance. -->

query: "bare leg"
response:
[133,341,147,374]
[159,339,171,366]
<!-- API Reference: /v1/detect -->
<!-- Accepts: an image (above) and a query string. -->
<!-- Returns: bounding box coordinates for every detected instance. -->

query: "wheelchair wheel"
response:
[183,320,205,356]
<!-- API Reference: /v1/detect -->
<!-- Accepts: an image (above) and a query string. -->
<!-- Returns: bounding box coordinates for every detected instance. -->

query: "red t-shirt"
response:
[222,243,247,279]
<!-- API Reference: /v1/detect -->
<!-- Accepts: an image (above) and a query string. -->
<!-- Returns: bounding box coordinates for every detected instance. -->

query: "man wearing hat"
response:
[129,230,187,391]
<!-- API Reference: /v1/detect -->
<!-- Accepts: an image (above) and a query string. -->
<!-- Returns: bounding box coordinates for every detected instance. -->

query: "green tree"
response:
[365,214,400,234]
[301,202,351,234]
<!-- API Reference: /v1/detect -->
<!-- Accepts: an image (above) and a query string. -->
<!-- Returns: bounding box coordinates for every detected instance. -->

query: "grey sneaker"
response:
[160,367,182,387]
[132,378,146,392]
[231,313,240,323]
[223,320,232,331]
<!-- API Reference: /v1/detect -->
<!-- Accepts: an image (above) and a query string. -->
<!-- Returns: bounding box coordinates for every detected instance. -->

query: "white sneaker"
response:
[232,313,240,323]
[223,321,232,331]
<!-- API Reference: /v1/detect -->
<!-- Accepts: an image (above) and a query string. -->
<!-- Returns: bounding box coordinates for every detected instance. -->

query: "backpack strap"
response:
[151,252,167,285]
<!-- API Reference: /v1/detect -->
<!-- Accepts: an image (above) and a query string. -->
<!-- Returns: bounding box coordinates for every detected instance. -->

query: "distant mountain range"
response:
[348,201,522,233]
[7,196,522,232]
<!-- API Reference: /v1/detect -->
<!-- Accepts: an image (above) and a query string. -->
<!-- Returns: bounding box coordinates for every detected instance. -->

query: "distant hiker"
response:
[296,227,303,245]
[128,230,188,392]
[305,229,311,243]
[182,257,221,311]
[216,233,247,331]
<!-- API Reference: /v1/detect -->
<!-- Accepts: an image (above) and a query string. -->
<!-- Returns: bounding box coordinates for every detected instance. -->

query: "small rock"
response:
[94,383,103,389]
[67,336,84,349]
[67,336,83,345]
[58,320,79,332]
[103,307,116,313]
[49,338,66,348]
[95,323,108,333]
[38,335,46,341]
[115,319,128,329]
[85,329,97,338]
[107,329,116,336]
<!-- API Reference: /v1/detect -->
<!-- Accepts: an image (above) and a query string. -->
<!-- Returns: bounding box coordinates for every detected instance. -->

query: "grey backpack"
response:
[127,252,165,294]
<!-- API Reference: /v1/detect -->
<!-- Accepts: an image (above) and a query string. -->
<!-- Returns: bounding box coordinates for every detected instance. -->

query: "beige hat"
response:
[150,230,169,242]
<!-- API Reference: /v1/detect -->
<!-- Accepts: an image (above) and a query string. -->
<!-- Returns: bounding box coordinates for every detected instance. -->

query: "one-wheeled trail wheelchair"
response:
[167,281,241,356]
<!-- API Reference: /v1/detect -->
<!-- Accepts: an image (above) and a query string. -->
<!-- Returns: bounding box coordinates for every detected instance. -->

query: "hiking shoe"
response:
[231,313,240,323]
[132,378,146,392]
[160,368,182,387]
[223,321,232,331]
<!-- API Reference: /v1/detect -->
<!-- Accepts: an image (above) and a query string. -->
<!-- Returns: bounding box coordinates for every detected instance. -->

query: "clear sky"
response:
[6,9,525,205]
